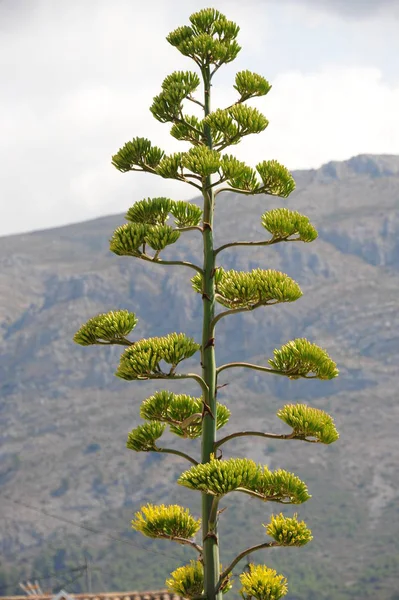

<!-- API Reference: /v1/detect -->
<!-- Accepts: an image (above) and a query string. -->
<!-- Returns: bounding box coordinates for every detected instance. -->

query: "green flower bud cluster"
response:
[126,421,166,452]
[192,268,302,310]
[178,456,310,504]
[261,208,318,242]
[145,225,181,251]
[73,310,138,346]
[150,70,201,124]
[256,160,296,198]
[170,115,204,145]
[132,503,201,539]
[222,159,259,192]
[167,8,241,67]
[220,157,296,197]
[277,404,339,444]
[234,70,272,101]
[205,105,269,150]
[268,338,339,380]
[125,197,202,228]
[126,197,173,225]
[110,197,203,258]
[116,333,200,380]
[265,513,313,546]
[166,560,204,599]
[182,146,222,177]
[239,564,288,600]
[156,152,184,179]
[251,468,311,504]
[166,560,232,599]
[109,223,180,256]
[170,200,202,228]
[112,137,164,173]
[139,390,230,439]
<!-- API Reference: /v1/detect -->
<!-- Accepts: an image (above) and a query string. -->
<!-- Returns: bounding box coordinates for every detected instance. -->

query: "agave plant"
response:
[74,8,339,600]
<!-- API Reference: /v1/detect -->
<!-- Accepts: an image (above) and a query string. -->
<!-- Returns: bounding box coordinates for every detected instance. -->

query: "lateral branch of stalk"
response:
[216,362,317,379]
[214,430,320,451]
[157,533,203,554]
[216,541,279,592]
[139,253,203,275]
[136,372,209,397]
[154,446,199,466]
[126,164,203,191]
[210,300,279,329]
[214,185,282,197]
[214,235,302,256]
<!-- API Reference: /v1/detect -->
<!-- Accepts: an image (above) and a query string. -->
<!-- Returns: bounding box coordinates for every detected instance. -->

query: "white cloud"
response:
[0,0,398,237]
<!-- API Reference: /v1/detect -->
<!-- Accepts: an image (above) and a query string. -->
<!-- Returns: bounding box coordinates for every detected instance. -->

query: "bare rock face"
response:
[1,154,399,597]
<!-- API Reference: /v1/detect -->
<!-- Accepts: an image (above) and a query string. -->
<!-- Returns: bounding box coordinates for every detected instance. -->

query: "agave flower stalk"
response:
[74,8,340,600]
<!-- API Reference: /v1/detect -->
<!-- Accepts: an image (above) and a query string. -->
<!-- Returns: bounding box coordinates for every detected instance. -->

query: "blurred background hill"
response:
[1,154,399,599]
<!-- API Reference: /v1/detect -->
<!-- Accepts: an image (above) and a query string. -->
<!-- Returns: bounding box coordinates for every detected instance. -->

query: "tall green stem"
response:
[201,63,221,600]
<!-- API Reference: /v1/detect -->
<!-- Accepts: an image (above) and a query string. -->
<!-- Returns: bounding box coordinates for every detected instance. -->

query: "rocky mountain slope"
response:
[1,154,399,599]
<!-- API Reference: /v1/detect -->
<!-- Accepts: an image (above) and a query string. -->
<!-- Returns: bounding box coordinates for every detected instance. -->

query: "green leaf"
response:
[132,503,201,539]
[261,208,318,242]
[111,137,164,172]
[265,513,313,546]
[277,404,339,444]
[126,421,166,452]
[240,564,288,600]
[116,333,200,380]
[268,338,339,380]
[73,310,138,346]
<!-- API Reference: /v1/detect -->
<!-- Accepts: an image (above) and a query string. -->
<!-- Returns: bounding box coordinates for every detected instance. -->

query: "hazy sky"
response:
[1,0,398,237]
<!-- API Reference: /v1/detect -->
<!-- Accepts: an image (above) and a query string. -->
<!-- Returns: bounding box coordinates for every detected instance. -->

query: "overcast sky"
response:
[1,0,398,237]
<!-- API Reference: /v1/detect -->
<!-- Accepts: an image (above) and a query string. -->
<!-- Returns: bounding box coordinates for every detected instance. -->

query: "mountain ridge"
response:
[1,153,399,599]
